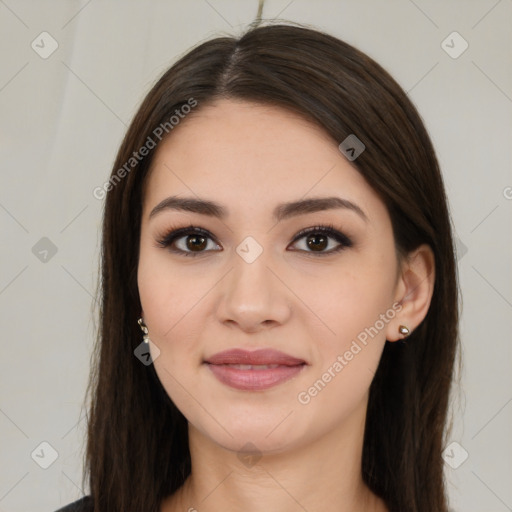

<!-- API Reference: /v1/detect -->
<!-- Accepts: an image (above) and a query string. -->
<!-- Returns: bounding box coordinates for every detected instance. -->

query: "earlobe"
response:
[386,244,435,342]
[398,325,410,337]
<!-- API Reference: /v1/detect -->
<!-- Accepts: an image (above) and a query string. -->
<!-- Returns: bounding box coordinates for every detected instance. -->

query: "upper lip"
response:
[204,348,306,366]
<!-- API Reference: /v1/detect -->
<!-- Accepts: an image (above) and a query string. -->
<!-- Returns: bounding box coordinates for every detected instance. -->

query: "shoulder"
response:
[54,495,93,512]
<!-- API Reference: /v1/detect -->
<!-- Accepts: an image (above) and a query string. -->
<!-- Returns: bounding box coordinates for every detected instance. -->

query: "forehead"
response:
[143,99,385,223]
[154,99,335,164]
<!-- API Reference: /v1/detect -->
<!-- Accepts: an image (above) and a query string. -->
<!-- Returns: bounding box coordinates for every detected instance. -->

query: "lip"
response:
[204,348,307,391]
[205,348,306,366]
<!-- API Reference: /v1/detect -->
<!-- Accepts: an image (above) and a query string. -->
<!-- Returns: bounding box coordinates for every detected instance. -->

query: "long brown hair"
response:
[83,21,460,512]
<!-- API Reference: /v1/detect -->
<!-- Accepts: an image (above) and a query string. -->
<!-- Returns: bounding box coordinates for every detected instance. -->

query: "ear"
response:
[386,244,435,342]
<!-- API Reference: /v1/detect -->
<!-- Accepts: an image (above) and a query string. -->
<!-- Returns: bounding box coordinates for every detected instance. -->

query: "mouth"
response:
[204,348,307,391]
[204,348,306,366]
[216,363,283,370]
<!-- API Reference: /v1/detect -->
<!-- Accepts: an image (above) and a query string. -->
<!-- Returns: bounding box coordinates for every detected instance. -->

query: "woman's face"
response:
[138,99,404,454]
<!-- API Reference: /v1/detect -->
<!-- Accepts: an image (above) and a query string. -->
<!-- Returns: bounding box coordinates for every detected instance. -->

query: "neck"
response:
[162,399,388,512]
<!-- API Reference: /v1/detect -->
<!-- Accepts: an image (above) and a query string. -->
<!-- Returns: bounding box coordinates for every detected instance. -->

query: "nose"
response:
[215,247,292,333]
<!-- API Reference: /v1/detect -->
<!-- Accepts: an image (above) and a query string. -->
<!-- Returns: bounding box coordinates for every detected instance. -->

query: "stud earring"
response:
[137,318,150,344]
[398,325,410,337]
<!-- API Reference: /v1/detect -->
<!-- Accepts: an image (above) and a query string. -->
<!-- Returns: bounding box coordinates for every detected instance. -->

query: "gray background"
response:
[0,1,511,511]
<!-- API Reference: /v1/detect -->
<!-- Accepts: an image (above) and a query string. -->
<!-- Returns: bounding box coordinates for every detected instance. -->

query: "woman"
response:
[57,21,459,512]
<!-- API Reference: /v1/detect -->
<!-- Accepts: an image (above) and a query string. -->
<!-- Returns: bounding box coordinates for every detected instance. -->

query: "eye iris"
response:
[186,235,207,251]
[307,233,328,251]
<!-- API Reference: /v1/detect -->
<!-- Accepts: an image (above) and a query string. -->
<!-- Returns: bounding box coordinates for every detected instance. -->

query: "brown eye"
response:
[305,233,329,252]
[156,226,221,257]
[289,224,353,256]
[156,224,352,258]
[185,234,208,252]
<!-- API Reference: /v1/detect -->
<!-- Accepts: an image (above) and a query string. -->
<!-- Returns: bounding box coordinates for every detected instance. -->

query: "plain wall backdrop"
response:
[0,1,511,511]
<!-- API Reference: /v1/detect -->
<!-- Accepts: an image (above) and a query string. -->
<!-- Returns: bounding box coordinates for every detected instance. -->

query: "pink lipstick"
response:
[204,348,307,391]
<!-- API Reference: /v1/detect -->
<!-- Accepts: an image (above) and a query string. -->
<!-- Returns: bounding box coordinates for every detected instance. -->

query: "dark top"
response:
[54,496,93,512]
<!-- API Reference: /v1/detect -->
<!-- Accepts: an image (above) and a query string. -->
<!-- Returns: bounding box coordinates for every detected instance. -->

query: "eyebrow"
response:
[148,195,368,223]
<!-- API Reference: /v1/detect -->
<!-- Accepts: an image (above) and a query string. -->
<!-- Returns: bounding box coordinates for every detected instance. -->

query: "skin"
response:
[137,99,435,512]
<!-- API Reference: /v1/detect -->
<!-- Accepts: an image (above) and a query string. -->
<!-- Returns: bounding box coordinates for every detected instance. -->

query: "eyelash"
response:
[155,223,353,258]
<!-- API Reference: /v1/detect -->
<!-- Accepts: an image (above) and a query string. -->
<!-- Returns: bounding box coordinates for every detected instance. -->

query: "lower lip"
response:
[205,363,306,391]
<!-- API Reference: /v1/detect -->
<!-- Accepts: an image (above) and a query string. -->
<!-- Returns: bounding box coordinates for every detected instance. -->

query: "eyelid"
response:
[154,223,353,257]
[290,224,353,249]
[154,225,220,256]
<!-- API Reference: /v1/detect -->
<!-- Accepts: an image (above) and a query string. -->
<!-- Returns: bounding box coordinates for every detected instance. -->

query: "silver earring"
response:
[137,318,150,344]
[398,325,410,337]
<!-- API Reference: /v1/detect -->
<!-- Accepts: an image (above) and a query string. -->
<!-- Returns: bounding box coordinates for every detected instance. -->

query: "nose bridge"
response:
[216,239,290,330]
[229,242,276,306]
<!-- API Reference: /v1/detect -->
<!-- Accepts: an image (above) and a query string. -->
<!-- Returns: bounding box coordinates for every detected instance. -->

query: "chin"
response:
[191,412,312,456]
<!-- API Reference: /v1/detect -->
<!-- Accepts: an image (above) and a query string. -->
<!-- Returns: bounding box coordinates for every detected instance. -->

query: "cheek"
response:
[137,247,216,418]
[310,257,396,334]
[137,250,206,419]
[137,243,206,341]
[302,250,397,376]
[294,270,395,426]
[327,278,394,342]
